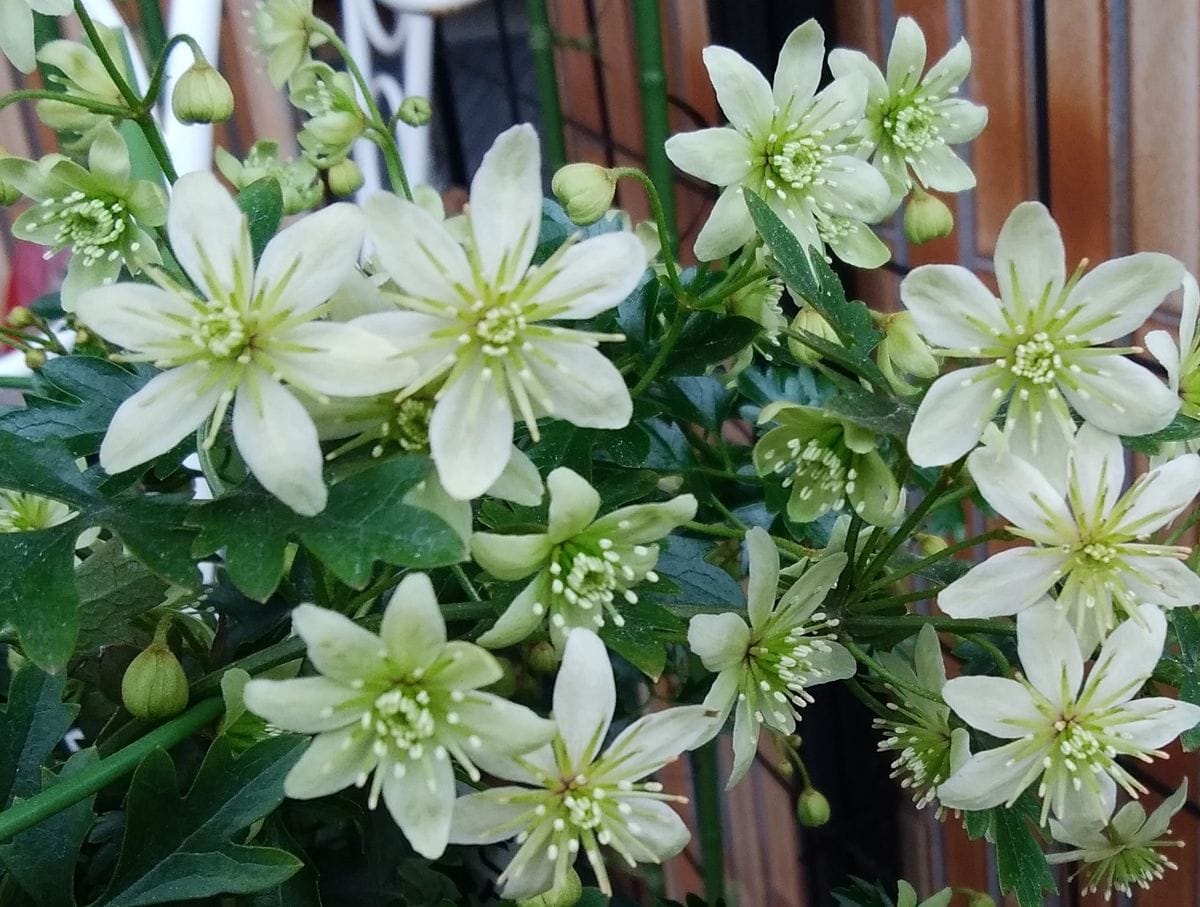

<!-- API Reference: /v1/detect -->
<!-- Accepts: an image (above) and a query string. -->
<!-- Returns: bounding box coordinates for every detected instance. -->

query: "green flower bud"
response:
[515,868,583,907]
[23,349,47,370]
[327,158,364,197]
[551,163,616,226]
[795,786,831,828]
[0,150,19,206]
[398,95,432,127]
[73,328,92,347]
[7,306,34,329]
[171,60,235,125]
[121,639,189,719]
[915,533,949,556]
[787,306,840,366]
[526,640,560,675]
[903,188,954,244]
[965,894,996,907]
[877,311,939,396]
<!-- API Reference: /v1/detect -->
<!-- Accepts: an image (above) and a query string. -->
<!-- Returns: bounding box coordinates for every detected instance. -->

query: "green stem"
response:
[689,741,725,903]
[134,0,168,60]
[629,0,676,251]
[0,698,223,844]
[966,633,1013,677]
[451,565,482,602]
[611,167,688,302]
[843,676,892,721]
[0,376,34,390]
[864,528,1008,593]
[710,497,747,532]
[861,462,965,584]
[853,587,941,610]
[140,34,207,110]
[629,308,687,396]
[525,0,566,172]
[0,88,130,119]
[683,520,743,540]
[844,614,1016,637]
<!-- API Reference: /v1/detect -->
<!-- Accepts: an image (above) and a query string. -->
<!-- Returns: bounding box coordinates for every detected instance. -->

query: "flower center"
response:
[562,787,606,831]
[472,300,528,359]
[1085,844,1179,897]
[387,398,434,452]
[191,302,250,360]
[768,133,827,192]
[1008,332,1061,385]
[744,612,841,728]
[884,96,939,155]
[781,437,852,508]
[546,539,638,631]
[1079,540,1118,566]
[0,491,73,532]
[43,192,129,265]
[876,716,956,811]
[367,686,439,759]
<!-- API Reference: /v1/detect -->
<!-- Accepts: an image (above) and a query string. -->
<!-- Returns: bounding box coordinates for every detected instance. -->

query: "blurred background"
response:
[2,0,1197,904]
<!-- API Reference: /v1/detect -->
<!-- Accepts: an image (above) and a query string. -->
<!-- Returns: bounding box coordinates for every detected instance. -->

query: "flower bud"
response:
[526,640,560,675]
[787,306,840,366]
[551,163,616,226]
[877,311,939,396]
[7,306,34,328]
[516,868,583,907]
[795,786,831,828]
[965,894,996,907]
[23,349,47,370]
[121,639,189,719]
[171,60,234,125]
[0,151,19,206]
[73,328,91,346]
[398,95,432,127]
[903,188,954,244]
[327,158,364,197]
[915,533,948,556]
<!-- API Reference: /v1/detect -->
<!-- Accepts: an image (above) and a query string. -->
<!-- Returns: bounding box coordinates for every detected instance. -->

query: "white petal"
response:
[936,742,1042,812]
[469,124,542,291]
[168,171,253,302]
[906,366,1005,466]
[603,704,715,780]
[427,643,503,690]
[1084,605,1166,708]
[693,186,756,261]
[826,48,888,103]
[968,441,1073,540]
[429,362,514,500]
[476,576,548,648]
[687,613,750,672]
[1117,453,1200,536]
[100,363,229,473]
[935,99,989,143]
[817,155,892,221]
[702,45,774,134]
[380,573,446,673]
[527,232,647,319]
[452,692,556,749]
[775,552,847,627]
[922,37,972,97]
[664,128,753,187]
[1018,604,1083,705]
[283,726,375,798]
[0,0,36,72]
[726,691,759,788]
[1062,252,1183,344]
[744,525,779,630]
[487,447,544,505]
[1122,555,1200,607]
[546,467,601,540]
[291,603,386,683]
[1182,273,1200,363]
[1061,354,1179,437]
[901,264,1006,348]
[1068,423,1126,522]
[1146,329,1181,390]
[886,17,927,92]
[254,202,365,317]
[382,754,455,858]
[803,74,868,140]
[529,341,633,430]
[994,201,1065,311]
[938,548,1067,618]
[74,283,193,353]
[448,787,535,844]
[619,799,691,861]
[942,676,1041,739]
[241,677,358,733]
[1116,697,1200,750]
[364,192,473,304]
[470,534,552,580]
[554,628,615,770]
[349,310,459,375]
[233,369,327,515]
[264,322,415,396]
[587,494,697,544]
[910,143,976,193]
[773,20,825,110]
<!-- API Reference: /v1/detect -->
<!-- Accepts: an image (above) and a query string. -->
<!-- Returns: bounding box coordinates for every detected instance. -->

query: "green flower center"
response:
[0,491,74,532]
[1008,332,1061,385]
[43,191,129,265]
[1082,843,1179,898]
[876,715,955,811]
[884,96,939,155]
[782,437,852,507]
[368,686,440,759]
[387,398,434,452]
[1079,540,1118,566]
[769,135,825,190]
[472,300,528,359]
[546,539,636,631]
[191,302,250,360]
[743,614,841,728]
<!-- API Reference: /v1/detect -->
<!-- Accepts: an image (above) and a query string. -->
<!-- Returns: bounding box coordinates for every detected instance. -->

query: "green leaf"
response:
[245,819,322,907]
[237,178,284,260]
[666,314,761,375]
[648,536,745,609]
[653,377,732,431]
[0,748,98,907]
[824,382,917,441]
[992,803,1056,907]
[190,456,467,601]
[1171,609,1200,750]
[0,524,81,668]
[99,734,307,907]
[1123,412,1200,454]
[600,601,685,680]
[74,539,171,657]
[0,664,77,808]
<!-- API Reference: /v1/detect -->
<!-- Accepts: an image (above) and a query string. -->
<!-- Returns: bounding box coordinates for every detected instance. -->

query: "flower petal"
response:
[476,575,548,649]
[1018,604,1083,706]
[886,17,927,92]
[664,128,753,187]
[936,742,1042,812]
[906,365,1005,466]
[1084,605,1166,708]
[900,264,1006,348]
[254,202,365,317]
[74,283,193,353]
[554,628,615,770]
[233,369,327,515]
[291,603,386,682]
[427,643,503,690]
[922,37,972,97]
[1062,252,1183,344]
[487,447,544,505]
[0,1,36,72]
[283,726,376,798]
[528,232,647,320]
[968,440,1074,540]
[910,143,976,193]
[448,787,536,845]
[617,799,691,861]
[545,467,601,541]
[942,676,1041,739]
[1146,329,1181,390]
[453,692,557,753]
[241,677,359,733]
[726,691,760,788]
[1116,697,1200,751]
[529,341,633,430]
[379,572,447,673]
[265,322,415,396]
[382,753,455,858]
[688,613,750,672]
[1061,354,1179,438]
[745,525,779,630]
[168,171,253,302]
[693,185,756,261]
[469,124,542,291]
[937,548,1066,618]
[773,20,825,110]
[429,361,514,500]
[936,99,989,143]
[1116,452,1200,536]
[994,201,1065,310]
[701,45,774,134]
[588,495,697,545]
[364,192,473,304]
[603,704,715,781]
[1068,423,1126,522]
[471,530,553,580]
[1121,555,1200,607]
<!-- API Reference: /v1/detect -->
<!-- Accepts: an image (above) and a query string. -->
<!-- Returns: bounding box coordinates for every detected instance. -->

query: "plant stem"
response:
[965,633,1013,677]
[844,614,1016,637]
[843,676,892,721]
[0,88,130,119]
[0,698,223,844]
[612,167,688,302]
[451,565,482,602]
[861,461,965,583]
[683,520,743,540]
[689,741,725,903]
[629,308,687,396]
[139,34,207,110]
[134,0,168,60]
[525,0,566,172]
[864,528,1007,593]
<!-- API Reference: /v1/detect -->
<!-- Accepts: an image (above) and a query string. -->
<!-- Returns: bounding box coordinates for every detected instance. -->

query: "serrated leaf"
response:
[993,805,1056,907]
[647,536,745,609]
[74,539,171,657]
[99,734,306,906]
[600,601,686,680]
[1123,412,1200,454]
[0,665,77,808]
[1170,610,1200,749]
[237,178,284,261]
[653,376,732,431]
[665,313,760,376]
[824,382,917,440]
[190,456,466,600]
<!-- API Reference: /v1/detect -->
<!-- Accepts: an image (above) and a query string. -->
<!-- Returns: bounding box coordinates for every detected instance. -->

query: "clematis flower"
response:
[1147,271,1200,421]
[242,573,556,859]
[215,140,322,216]
[828,16,987,196]
[355,124,646,500]
[902,202,1183,472]
[1047,779,1187,899]
[874,624,970,813]
[289,61,366,167]
[254,0,326,88]
[448,628,714,899]
[0,125,166,308]
[34,36,127,151]
[752,401,903,526]
[0,0,70,72]
[938,605,1200,825]
[939,423,1200,654]
[687,527,854,786]
[74,170,414,515]
[664,20,893,266]
[470,467,696,648]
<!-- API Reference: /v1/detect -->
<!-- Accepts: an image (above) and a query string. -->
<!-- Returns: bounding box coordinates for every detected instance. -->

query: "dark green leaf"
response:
[0,524,81,668]
[245,819,322,907]
[1170,610,1200,750]
[648,536,745,609]
[824,382,917,441]
[74,539,171,657]
[653,377,732,431]
[99,734,306,906]
[601,601,686,680]
[0,664,77,809]
[666,314,760,375]
[190,456,466,600]
[1123,413,1200,454]
[237,178,284,261]
[993,803,1056,907]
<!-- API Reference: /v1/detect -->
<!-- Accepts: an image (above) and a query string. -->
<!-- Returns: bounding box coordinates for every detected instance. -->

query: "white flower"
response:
[254,0,325,88]
[355,124,646,500]
[470,467,697,648]
[687,527,854,787]
[938,605,1200,825]
[242,574,556,859]
[828,16,987,195]
[902,202,1183,472]
[448,628,714,899]
[1147,271,1200,421]
[74,171,414,515]
[0,0,70,73]
[939,423,1200,654]
[664,21,893,266]
[1048,779,1187,899]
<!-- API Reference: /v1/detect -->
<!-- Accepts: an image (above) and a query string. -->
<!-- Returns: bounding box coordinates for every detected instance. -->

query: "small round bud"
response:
[516,868,583,907]
[23,349,47,370]
[73,328,92,346]
[121,641,189,719]
[398,95,433,127]
[526,640,560,675]
[171,60,235,125]
[327,158,364,197]
[965,893,996,907]
[7,306,34,328]
[787,307,840,366]
[903,188,954,245]
[0,170,19,207]
[551,163,617,226]
[795,786,831,828]
[915,533,949,557]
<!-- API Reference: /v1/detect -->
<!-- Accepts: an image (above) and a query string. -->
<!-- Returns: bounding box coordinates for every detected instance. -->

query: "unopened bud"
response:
[73,328,91,346]
[788,306,840,366]
[965,894,996,907]
[0,154,19,206]
[916,533,948,557]
[398,95,432,127]
[327,158,364,197]
[551,162,616,226]
[171,59,234,125]
[7,306,34,328]
[795,786,831,828]
[23,349,46,370]
[526,640,559,675]
[121,640,189,719]
[516,868,583,907]
[877,311,939,396]
[903,188,954,244]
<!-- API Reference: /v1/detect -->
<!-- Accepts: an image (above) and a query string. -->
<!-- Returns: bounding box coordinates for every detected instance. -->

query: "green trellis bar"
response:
[630,0,677,249]
[526,0,567,173]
